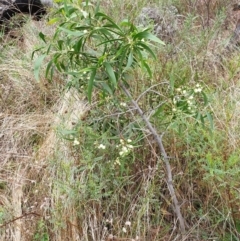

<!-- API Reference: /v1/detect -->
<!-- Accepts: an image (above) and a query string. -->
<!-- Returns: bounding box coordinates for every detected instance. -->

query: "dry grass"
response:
[0,17,88,240]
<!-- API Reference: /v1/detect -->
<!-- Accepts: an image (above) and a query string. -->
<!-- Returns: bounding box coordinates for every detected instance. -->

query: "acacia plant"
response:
[33,0,188,233]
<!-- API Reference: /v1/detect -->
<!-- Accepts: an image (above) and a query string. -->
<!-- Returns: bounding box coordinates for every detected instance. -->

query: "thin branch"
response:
[136,82,169,102]
[120,82,186,234]
[0,212,41,228]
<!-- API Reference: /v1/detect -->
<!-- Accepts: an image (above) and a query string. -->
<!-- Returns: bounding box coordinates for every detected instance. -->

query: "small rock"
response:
[137,5,179,42]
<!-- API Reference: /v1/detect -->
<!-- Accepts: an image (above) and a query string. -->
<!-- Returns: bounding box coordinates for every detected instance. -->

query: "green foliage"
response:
[33,0,164,101]
[0,207,8,225]
[33,0,213,135]
[33,219,49,241]
[151,80,213,133]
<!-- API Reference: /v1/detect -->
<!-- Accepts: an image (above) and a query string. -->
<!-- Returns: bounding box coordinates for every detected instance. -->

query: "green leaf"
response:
[58,128,78,140]
[34,54,46,82]
[104,62,117,88]
[74,38,84,52]
[152,104,165,117]
[58,27,86,37]
[235,220,240,233]
[88,68,97,102]
[123,51,133,72]
[46,44,52,55]
[91,27,113,39]
[115,44,129,58]
[101,82,113,95]
[137,42,156,59]
[59,129,77,136]
[39,32,46,43]
[134,47,152,76]
[94,0,100,14]
[120,19,133,27]
[117,46,129,72]
[57,40,64,50]
[134,30,165,45]
[45,60,53,79]
[48,17,59,25]
[52,53,62,71]
[63,1,68,16]
[141,60,152,78]
[195,111,201,122]
[31,47,44,60]
[206,112,214,130]
[202,91,209,106]
[95,12,122,32]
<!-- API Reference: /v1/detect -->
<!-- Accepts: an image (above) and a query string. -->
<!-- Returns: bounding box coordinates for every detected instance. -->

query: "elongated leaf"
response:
[141,60,152,78]
[58,128,78,140]
[31,47,44,59]
[137,42,156,59]
[195,111,201,122]
[115,44,129,58]
[202,91,209,106]
[135,47,151,74]
[206,112,214,130]
[58,27,86,36]
[39,32,46,43]
[59,129,78,136]
[102,27,124,37]
[57,40,64,50]
[152,104,165,117]
[91,27,113,39]
[123,51,133,72]
[95,12,122,32]
[80,67,96,73]
[104,62,117,88]
[45,60,53,79]
[48,18,59,25]
[236,221,240,233]
[134,47,143,61]
[88,68,97,102]
[52,53,62,71]
[74,38,84,52]
[120,19,133,27]
[134,30,165,45]
[97,37,124,47]
[63,1,69,17]
[34,54,46,81]
[118,46,129,72]
[94,0,100,14]
[46,44,52,55]
[101,82,113,95]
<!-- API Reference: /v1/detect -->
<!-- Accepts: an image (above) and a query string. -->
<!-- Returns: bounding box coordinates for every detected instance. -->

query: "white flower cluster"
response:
[176,83,203,95]
[73,138,80,146]
[118,139,134,156]
[194,83,202,93]
[98,144,106,150]
[120,102,127,107]
[187,95,195,111]
[112,157,120,167]
[122,220,131,233]
[173,83,203,113]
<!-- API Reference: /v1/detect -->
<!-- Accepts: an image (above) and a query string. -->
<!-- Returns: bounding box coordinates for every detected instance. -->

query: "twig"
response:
[120,82,186,234]
[0,212,41,228]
